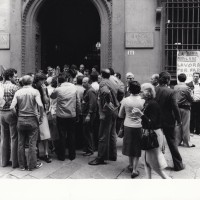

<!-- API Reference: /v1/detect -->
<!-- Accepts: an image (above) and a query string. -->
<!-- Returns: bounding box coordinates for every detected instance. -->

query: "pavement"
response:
[0,134,200,179]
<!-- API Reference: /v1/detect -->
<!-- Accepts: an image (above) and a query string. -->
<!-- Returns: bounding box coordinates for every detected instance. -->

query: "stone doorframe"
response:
[22,0,112,75]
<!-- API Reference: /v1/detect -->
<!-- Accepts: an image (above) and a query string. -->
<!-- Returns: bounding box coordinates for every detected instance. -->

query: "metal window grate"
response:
[165,0,200,80]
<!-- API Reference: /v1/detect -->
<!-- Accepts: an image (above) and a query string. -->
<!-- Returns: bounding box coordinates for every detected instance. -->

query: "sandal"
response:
[131,171,139,179]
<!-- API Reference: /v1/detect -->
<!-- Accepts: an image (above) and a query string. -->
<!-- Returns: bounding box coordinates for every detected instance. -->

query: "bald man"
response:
[10,75,44,171]
[82,77,97,156]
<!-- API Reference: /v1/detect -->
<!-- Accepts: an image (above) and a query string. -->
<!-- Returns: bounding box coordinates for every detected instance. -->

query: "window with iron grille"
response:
[165,0,200,80]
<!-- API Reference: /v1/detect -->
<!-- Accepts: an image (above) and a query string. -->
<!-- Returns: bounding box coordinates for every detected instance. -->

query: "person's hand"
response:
[39,116,43,125]
[132,107,143,117]
[176,121,182,126]
[85,114,90,123]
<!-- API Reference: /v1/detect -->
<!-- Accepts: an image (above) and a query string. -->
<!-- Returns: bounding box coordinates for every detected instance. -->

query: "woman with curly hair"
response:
[118,81,144,178]
[33,73,52,163]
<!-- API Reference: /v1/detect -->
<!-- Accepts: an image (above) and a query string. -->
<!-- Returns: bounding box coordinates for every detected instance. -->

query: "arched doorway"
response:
[22,0,112,75]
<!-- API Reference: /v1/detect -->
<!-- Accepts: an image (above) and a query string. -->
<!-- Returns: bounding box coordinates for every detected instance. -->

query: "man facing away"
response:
[82,77,97,156]
[89,69,119,165]
[174,73,194,147]
[10,75,43,171]
[155,71,185,171]
[0,68,19,168]
[50,73,81,161]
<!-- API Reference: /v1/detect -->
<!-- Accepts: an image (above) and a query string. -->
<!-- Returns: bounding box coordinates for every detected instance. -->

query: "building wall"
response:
[10,0,22,75]
[0,0,10,70]
[0,0,162,80]
[112,0,125,79]
[124,0,161,83]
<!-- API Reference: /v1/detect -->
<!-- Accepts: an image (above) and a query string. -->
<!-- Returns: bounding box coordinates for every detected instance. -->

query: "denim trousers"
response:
[0,111,18,168]
[97,110,117,161]
[17,116,39,169]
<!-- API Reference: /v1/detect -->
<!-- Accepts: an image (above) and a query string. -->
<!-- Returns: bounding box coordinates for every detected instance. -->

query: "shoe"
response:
[28,162,43,171]
[19,167,26,171]
[57,156,65,161]
[83,152,93,156]
[189,144,195,148]
[131,171,139,178]
[126,165,133,172]
[88,158,106,165]
[69,155,76,161]
[174,164,185,171]
[43,155,52,163]
[109,157,117,161]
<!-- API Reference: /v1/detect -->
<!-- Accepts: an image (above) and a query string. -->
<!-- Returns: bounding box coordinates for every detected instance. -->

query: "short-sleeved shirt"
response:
[1,81,19,111]
[10,85,43,117]
[119,95,145,128]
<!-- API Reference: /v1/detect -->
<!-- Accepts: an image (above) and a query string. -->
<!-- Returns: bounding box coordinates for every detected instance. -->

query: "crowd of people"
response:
[0,63,198,179]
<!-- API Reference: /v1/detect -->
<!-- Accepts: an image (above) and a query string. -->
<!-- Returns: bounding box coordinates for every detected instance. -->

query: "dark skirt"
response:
[122,126,142,157]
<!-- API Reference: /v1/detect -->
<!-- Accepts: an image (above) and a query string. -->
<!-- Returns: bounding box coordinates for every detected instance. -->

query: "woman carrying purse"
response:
[133,83,170,179]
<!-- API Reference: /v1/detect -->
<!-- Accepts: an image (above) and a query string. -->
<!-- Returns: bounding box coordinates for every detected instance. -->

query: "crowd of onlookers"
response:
[0,64,198,178]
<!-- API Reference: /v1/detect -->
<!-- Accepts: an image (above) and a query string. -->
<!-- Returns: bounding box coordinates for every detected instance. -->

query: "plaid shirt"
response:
[0,81,19,111]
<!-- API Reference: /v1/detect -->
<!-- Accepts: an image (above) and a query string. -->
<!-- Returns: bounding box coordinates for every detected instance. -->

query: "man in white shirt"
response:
[187,72,200,135]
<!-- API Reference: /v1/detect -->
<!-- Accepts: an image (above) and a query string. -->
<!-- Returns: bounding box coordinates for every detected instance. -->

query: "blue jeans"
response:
[17,116,39,169]
[0,111,18,168]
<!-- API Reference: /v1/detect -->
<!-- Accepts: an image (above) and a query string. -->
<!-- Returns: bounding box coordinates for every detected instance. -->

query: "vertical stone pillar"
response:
[10,0,22,76]
[0,0,10,70]
[112,0,125,81]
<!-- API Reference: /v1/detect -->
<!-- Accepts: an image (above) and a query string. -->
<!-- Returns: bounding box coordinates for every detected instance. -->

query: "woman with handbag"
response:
[118,81,145,178]
[133,83,170,179]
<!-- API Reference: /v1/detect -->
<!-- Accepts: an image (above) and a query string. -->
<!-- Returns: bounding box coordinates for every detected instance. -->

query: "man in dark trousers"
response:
[187,72,200,135]
[89,69,119,165]
[82,77,97,156]
[155,71,185,171]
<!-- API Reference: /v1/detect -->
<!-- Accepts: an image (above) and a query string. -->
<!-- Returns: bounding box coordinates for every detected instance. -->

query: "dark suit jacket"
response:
[186,81,200,90]
[155,85,181,128]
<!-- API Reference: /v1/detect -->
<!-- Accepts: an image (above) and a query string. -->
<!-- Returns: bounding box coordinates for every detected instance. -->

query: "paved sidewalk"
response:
[0,134,200,179]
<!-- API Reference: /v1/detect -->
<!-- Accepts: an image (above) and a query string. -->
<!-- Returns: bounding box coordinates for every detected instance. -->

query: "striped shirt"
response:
[0,81,19,111]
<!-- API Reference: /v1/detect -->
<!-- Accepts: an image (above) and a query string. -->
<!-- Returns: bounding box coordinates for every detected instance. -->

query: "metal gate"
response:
[165,0,200,80]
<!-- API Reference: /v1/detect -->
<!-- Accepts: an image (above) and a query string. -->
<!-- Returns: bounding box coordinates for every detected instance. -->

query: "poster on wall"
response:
[177,50,200,83]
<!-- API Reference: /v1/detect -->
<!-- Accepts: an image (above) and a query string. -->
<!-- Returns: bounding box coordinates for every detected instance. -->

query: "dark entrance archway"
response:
[37,0,100,71]
[22,0,112,75]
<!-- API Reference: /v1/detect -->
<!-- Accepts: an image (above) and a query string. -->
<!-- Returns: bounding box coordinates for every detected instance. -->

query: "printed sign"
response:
[177,50,200,83]
[0,33,9,49]
[125,32,154,48]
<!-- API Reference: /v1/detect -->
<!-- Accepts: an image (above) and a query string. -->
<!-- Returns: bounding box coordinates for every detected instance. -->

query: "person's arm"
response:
[50,88,57,99]
[141,102,161,129]
[85,90,97,122]
[76,91,81,122]
[171,90,181,125]
[118,99,125,119]
[41,84,50,105]
[35,90,44,124]
[10,92,18,115]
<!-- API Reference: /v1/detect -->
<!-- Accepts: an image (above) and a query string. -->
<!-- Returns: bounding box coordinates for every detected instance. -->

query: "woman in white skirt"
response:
[133,83,170,179]
[33,73,52,163]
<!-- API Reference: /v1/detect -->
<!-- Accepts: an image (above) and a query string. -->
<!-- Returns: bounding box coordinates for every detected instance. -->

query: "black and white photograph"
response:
[0,0,200,199]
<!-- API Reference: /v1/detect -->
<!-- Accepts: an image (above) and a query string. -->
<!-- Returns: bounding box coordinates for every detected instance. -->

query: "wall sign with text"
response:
[125,32,154,48]
[0,33,9,49]
[177,50,200,83]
